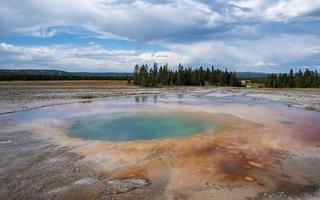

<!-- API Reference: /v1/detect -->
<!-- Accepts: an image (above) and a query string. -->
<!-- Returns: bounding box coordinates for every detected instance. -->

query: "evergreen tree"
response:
[132,63,242,87]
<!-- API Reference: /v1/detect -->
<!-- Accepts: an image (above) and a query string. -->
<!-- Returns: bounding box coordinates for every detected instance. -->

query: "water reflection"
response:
[135,96,140,103]
[134,96,160,103]
[123,92,314,109]
[153,96,158,103]
[177,93,184,99]
[1,91,319,129]
[134,96,149,103]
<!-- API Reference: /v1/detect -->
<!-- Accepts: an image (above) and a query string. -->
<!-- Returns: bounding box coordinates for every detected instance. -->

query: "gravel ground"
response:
[0,130,167,200]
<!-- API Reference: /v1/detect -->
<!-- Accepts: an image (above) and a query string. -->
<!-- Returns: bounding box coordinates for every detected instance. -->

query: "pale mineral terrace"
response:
[0,86,320,200]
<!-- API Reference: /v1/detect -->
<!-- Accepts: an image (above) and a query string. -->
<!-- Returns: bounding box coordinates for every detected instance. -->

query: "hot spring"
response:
[2,90,320,200]
[67,112,215,141]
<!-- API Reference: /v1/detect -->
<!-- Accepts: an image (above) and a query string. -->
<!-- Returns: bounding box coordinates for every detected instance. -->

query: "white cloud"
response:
[228,0,320,22]
[0,43,187,72]
[1,0,318,41]
[167,34,320,71]
[264,0,320,21]
[1,34,319,72]
[0,0,221,42]
[0,0,319,72]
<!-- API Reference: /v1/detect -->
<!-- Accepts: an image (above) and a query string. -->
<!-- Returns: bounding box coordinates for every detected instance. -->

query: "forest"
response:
[1,66,319,88]
[133,64,320,88]
[0,70,130,81]
[264,69,320,88]
[132,63,241,87]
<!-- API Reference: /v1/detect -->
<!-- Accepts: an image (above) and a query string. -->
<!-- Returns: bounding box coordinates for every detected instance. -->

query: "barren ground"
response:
[0,82,320,200]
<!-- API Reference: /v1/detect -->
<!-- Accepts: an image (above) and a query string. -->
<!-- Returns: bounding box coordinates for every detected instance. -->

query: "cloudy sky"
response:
[0,0,319,72]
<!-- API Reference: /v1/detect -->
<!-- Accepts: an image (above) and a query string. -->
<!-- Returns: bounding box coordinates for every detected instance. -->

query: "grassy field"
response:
[0,80,135,89]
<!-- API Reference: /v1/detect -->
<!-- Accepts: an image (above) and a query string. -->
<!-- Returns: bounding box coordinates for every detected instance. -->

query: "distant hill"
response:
[236,72,268,79]
[0,69,132,77]
[0,69,132,81]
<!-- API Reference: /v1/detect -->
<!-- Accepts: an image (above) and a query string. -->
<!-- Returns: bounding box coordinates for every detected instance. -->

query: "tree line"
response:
[264,69,320,88]
[132,63,241,87]
[0,74,129,81]
[2,66,319,88]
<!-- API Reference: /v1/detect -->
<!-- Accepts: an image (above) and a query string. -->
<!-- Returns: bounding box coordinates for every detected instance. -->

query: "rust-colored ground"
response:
[60,105,320,199]
[2,93,320,200]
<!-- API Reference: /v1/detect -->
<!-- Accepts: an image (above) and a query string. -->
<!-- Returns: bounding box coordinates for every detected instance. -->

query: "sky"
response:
[0,0,319,73]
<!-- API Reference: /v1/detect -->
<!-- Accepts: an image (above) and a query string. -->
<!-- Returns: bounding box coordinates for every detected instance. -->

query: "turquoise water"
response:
[67,112,215,141]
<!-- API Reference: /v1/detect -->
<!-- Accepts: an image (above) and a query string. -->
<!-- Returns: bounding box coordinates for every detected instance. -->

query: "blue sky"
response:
[0,0,319,72]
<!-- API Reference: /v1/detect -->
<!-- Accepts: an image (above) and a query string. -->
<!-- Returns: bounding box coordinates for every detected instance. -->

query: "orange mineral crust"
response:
[9,101,319,199]
[69,109,319,199]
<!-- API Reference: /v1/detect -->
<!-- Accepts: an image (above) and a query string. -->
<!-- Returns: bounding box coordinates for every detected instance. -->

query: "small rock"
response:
[73,178,98,185]
[245,176,255,181]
